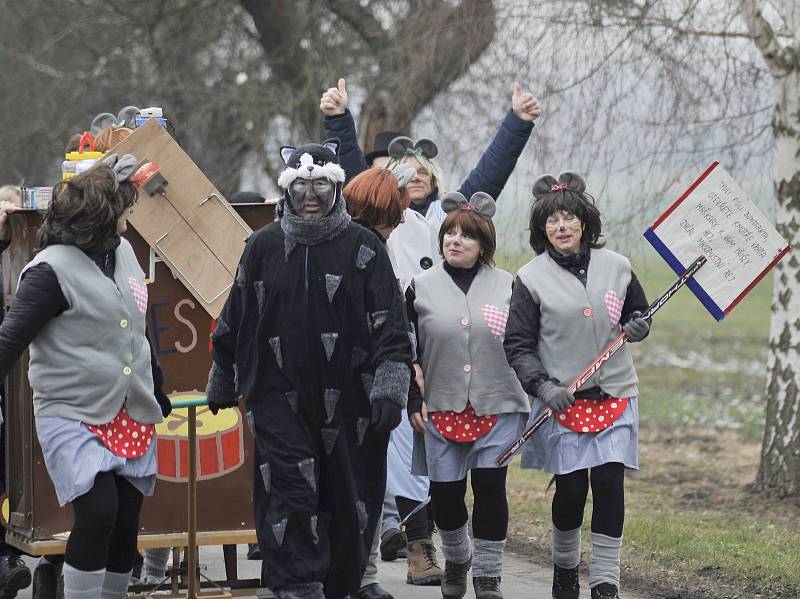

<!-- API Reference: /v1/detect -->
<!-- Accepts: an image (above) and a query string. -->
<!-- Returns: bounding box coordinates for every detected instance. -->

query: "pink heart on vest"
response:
[605,290,623,328]
[481,304,509,337]
[128,277,148,315]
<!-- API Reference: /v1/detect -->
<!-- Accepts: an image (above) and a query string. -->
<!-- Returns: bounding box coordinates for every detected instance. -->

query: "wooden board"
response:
[110,119,252,318]
[6,529,258,555]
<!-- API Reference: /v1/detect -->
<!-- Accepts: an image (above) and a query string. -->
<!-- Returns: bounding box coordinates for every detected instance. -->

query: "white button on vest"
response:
[120,319,128,328]
[123,366,132,376]
[463,364,472,373]
[460,318,469,327]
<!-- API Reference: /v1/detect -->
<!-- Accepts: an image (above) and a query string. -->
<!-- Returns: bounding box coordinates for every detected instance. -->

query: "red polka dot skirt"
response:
[430,402,498,443]
[86,407,155,458]
[555,397,630,433]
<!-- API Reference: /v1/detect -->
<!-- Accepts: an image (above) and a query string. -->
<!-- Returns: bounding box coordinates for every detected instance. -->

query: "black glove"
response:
[537,380,575,412]
[206,363,239,415]
[623,310,650,342]
[155,387,172,418]
[208,396,239,416]
[371,399,402,433]
[406,379,423,419]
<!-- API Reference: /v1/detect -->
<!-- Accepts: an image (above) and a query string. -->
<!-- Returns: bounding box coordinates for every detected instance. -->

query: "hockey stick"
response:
[495,255,707,466]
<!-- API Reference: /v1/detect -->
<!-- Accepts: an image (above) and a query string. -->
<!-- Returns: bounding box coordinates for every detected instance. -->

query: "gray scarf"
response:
[279,195,351,259]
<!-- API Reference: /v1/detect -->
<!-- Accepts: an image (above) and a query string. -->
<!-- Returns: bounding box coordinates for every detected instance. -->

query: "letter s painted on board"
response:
[174,299,198,353]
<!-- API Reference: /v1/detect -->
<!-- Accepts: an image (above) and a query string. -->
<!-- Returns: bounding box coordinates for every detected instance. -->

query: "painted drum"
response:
[155,392,244,482]
[0,494,8,528]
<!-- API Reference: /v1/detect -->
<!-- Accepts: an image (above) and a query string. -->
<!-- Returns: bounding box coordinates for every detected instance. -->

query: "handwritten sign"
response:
[644,162,789,320]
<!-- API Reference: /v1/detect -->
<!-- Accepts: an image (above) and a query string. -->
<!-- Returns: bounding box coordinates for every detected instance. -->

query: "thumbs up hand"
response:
[320,78,349,116]
[512,81,541,122]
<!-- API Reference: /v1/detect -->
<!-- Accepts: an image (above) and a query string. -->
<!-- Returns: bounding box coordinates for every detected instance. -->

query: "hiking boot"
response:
[591,582,620,598]
[552,564,579,599]
[473,576,502,599]
[405,539,443,586]
[427,518,438,538]
[440,557,471,599]
[0,554,31,599]
[380,528,407,562]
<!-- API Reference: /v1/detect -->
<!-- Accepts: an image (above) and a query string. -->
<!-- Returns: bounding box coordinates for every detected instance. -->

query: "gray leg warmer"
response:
[143,547,171,580]
[62,564,105,599]
[588,532,622,589]
[472,538,505,578]
[274,582,325,599]
[360,518,381,587]
[439,523,472,564]
[100,569,132,599]
[552,526,581,569]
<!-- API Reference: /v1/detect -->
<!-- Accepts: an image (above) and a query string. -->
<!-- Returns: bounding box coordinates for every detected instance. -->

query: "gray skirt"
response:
[520,397,639,474]
[412,412,527,482]
[36,415,157,506]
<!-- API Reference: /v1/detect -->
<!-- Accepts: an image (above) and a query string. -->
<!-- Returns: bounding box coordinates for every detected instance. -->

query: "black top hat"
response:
[365,130,406,165]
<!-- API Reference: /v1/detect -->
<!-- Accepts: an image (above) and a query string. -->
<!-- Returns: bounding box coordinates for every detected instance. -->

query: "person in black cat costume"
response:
[206,140,413,599]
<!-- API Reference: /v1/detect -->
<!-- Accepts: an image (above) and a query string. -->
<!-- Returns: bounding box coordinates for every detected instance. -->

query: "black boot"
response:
[379,528,407,562]
[473,576,502,599]
[551,564,579,599]
[246,543,262,560]
[352,582,394,599]
[32,557,62,599]
[0,554,31,599]
[440,557,471,599]
[591,582,620,598]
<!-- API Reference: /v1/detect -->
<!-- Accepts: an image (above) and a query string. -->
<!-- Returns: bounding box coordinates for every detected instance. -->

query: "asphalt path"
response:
[15,543,647,598]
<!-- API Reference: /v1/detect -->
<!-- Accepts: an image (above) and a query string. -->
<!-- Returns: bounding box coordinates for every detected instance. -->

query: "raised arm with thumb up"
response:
[512,81,541,122]
[320,78,349,116]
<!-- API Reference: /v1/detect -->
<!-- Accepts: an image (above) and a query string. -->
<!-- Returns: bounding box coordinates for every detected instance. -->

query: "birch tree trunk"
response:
[741,0,800,498]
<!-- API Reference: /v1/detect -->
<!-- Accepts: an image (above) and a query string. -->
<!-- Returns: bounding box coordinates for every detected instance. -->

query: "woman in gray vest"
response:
[406,193,530,599]
[503,172,651,599]
[0,157,168,599]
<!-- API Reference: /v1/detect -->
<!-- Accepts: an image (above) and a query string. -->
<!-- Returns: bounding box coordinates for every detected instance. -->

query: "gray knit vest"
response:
[22,239,162,425]
[413,264,529,416]
[516,248,638,398]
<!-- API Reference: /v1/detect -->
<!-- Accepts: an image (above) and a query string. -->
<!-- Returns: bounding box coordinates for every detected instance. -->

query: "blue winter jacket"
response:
[323,109,534,213]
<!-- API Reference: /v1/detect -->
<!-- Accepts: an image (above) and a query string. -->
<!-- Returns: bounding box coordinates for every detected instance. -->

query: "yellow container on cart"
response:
[62,132,104,179]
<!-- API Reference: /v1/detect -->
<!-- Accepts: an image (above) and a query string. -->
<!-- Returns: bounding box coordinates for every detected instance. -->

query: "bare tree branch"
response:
[358,0,497,144]
[326,0,385,53]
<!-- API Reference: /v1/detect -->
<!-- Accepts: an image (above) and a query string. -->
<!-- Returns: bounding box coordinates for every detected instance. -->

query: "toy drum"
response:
[155,392,244,482]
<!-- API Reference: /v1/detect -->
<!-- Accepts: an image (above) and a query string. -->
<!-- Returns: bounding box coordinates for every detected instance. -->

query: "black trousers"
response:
[66,471,144,572]
[551,462,625,537]
[430,468,509,541]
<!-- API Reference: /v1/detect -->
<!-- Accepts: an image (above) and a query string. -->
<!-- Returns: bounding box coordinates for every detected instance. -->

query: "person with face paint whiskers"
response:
[206,140,414,599]
[503,173,650,599]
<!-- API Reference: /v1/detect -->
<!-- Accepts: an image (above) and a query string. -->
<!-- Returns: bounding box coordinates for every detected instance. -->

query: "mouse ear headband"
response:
[531,171,586,199]
[440,191,496,220]
[387,136,439,161]
[100,153,138,191]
